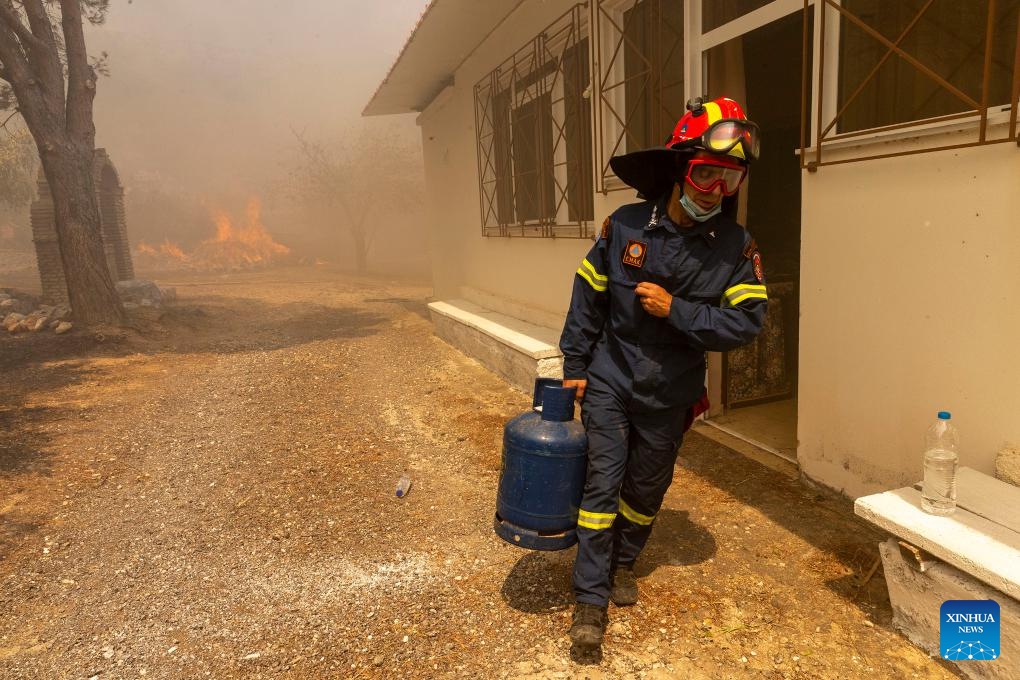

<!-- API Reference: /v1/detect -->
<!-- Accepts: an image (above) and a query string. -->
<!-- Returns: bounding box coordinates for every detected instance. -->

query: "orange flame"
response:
[160,239,187,259]
[191,197,290,270]
[212,210,233,243]
[137,239,187,259]
[135,197,290,272]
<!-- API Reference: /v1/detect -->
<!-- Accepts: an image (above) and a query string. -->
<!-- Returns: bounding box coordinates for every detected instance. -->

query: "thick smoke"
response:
[75,0,429,276]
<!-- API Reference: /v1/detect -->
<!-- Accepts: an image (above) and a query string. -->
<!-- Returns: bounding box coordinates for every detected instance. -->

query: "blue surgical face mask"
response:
[679,191,722,222]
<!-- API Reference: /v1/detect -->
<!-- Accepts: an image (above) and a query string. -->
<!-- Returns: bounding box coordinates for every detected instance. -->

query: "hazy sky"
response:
[88,0,426,197]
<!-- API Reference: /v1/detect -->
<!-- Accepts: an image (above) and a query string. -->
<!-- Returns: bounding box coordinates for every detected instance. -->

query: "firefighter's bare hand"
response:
[562,378,587,402]
[634,282,673,318]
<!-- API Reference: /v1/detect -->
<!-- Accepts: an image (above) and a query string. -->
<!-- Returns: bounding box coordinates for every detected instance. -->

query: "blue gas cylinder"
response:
[494,378,588,551]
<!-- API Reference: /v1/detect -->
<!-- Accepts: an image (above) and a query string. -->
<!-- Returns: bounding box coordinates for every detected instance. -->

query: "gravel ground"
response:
[0,266,962,679]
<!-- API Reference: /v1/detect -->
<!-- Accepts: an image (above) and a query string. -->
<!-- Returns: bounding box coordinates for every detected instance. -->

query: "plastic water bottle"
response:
[395,474,412,498]
[921,411,959,516]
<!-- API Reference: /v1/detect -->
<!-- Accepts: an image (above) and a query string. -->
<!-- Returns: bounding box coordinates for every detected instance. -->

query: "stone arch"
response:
[93,150,134,283]
[30,149,135,303]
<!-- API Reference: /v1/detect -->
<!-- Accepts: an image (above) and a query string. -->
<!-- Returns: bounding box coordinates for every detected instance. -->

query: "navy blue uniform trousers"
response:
[573,379,690,607]
[561,199,768,607]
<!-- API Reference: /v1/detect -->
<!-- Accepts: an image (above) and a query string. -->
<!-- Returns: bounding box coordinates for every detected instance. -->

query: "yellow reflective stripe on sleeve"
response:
[576,268,606,292]
[577,509,616,530]
[576,258,608,292]
[723,283,767,307]
[618,498,654,526]
[581,258,607,284]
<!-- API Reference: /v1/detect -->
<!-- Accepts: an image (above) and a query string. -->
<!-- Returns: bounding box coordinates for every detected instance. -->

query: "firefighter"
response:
[559,96,768,653]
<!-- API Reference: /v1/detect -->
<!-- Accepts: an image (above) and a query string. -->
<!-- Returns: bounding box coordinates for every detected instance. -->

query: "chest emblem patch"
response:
[622,240,647,268]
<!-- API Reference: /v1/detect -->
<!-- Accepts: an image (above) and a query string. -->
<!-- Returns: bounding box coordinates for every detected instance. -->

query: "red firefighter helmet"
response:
[608,95,760,199]
[666,96,760,162]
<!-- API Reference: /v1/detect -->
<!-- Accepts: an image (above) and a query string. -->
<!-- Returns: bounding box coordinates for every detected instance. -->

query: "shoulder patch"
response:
[742,237,758,260]
[600,217,611,241]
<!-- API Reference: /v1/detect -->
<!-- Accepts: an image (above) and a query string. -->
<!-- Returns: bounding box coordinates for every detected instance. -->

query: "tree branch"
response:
[0,42,44,144]
[21,0,57,45]
[0,1,44,53]
[60,0,88,77]
[59,0,94,141]
[0,105,19,132]
[19,0,64,105]
[0,17,33,86]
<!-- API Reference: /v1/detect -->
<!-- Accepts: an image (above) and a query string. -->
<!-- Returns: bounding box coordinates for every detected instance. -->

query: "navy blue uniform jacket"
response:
[559,197,768,412]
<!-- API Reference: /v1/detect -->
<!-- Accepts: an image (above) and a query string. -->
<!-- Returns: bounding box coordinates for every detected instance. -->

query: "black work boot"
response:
[569,602,608,652]
[610,563,638,606]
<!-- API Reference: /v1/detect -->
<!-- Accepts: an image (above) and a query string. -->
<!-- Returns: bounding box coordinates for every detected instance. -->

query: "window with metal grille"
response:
[839,0,1019,132]
[703,0,774,32]
[804,0,1020,167]
[595,0,685,193]
[473,5,594,238]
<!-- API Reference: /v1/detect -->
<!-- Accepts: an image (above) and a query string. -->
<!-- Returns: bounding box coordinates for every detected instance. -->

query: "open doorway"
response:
[703,9,808,463]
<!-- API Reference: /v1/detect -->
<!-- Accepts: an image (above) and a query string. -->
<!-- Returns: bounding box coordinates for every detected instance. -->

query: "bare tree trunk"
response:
[42,142,123,323]
[346,201,372,274]
[352,228,368,273]
[0,0,124,325]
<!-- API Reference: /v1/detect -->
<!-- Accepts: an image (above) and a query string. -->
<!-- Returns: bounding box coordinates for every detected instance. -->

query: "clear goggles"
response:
[683,119,761,162]
[684,158,748,196]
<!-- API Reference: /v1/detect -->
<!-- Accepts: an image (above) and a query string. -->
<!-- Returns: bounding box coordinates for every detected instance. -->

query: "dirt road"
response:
[0,266,959,678]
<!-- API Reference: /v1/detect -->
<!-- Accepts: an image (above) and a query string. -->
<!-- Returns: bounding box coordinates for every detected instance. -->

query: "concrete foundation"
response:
[879,538,1020,680]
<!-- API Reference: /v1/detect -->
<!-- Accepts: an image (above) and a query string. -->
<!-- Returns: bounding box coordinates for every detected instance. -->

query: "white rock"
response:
[54,321,73,335]
[3,312,25,332]
[115,279,162,304]
[49,304,71,322]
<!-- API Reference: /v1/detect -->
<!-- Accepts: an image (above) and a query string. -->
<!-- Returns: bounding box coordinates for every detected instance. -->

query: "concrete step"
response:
[428,298,563,393]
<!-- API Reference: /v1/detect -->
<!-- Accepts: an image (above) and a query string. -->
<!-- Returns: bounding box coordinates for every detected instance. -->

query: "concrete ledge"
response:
[428,299,563,393]
[855,485,1020,599]
[879,538,1019,680]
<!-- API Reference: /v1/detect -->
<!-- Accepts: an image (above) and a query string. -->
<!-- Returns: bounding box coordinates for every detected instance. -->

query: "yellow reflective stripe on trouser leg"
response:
[576,258,608,292]
[577,509,616,530]
[722,283,767,307]
[618,498,655,526]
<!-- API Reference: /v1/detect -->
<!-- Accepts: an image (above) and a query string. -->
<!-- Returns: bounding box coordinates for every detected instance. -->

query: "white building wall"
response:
[799,137,1020,498]
[415,0,1020,499]
[418,0,641,331]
